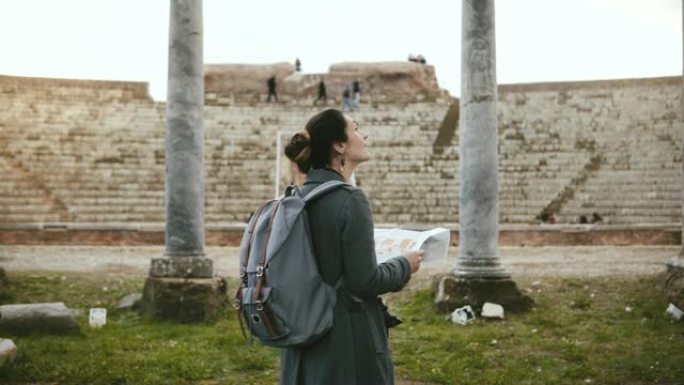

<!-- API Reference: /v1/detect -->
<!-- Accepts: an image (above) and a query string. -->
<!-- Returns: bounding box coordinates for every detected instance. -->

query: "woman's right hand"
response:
[403,250,424,274]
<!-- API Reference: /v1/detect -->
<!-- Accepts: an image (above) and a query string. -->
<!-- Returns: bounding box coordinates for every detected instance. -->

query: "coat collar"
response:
[304,168,345,186]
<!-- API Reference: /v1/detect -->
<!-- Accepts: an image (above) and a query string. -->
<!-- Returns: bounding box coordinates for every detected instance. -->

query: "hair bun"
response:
[290,131,310,147]
[284,131,312,173]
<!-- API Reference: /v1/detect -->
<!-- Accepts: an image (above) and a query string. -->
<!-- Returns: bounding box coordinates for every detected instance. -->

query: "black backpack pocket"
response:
[240,287,290,341]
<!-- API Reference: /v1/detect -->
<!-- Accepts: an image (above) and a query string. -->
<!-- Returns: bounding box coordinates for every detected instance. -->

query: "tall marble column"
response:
[680,5,684,259]
[142,0,223,323]
[162,0,207,262]
[435,0,531,314]
[453,0,507,278]
[662,5,684,315]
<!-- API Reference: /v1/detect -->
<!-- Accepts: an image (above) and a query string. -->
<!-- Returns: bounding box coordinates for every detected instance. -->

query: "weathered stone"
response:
[454,0,507,279]
[141,276,226,323]
[0,72,681,229]
[116,293,143,311]
[165,0,206,257]
[205,62,295,103]
[481,302,505,319]
[0,338,17,367]
[666,303,683,321]
[0,302,81,335]
[204,61,445,105]
[434,275,533,314]
[449,305,476,325]
[149,256,213,278]
[665,258,684,310]
[326,62,444,103]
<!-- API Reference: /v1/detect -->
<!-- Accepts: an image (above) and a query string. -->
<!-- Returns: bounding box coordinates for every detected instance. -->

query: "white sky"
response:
[0,0,680,101]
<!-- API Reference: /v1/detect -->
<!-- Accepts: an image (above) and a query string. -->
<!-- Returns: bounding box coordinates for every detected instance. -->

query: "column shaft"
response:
[455,0,506,278]
[165,0,205,257]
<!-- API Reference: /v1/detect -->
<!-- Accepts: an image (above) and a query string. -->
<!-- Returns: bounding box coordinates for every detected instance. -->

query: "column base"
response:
[141,276,226,323]
[434,274,533,314]
[665,258,684,311]
[149,256,213,278]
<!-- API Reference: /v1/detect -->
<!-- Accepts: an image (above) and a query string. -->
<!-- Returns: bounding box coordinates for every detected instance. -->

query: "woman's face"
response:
[342,115,371,164]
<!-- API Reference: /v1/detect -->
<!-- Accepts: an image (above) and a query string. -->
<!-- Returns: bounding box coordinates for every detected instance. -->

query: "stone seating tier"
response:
[0,75,681,225]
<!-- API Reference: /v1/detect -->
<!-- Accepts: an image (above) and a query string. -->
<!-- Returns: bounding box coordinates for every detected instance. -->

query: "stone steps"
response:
[557,215,679,224]
[1,80,681,225]
[70,213,165,222]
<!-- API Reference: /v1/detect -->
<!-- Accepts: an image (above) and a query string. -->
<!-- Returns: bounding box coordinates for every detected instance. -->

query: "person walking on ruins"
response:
[352,80,361,109]
[267,75,278,102]
[295,57,302,72]
[313,80,327,106]
[281,109,423,385]
[341,84,353,112]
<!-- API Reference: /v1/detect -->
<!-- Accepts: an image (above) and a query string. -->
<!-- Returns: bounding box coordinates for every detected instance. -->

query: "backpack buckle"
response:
[233,298,241,310]
[256,301,264,311]
[256,266,264,277]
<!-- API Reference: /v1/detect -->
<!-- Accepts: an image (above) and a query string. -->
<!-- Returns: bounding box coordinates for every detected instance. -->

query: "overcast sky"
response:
[0,0,680,101]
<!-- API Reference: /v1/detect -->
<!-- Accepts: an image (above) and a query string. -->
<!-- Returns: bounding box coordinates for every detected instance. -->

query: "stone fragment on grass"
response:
[117,293,142,311]
[449,305,475,325]
[666,303,683,321]
[0,338,17,367]
[481,302,505,319]
[0,302,81,336]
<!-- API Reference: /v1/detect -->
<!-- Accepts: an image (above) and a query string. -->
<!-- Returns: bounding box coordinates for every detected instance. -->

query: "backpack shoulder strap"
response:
[302,180,351,204]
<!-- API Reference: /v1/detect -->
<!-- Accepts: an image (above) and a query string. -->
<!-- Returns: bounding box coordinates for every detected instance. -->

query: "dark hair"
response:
[284,109,348,173]
[284,133,310,173]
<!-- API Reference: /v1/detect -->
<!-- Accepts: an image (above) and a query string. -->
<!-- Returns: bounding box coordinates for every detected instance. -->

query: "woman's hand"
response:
[402,250,424,274]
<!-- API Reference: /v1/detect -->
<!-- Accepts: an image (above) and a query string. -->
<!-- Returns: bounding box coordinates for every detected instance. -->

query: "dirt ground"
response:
[0,245,678,280]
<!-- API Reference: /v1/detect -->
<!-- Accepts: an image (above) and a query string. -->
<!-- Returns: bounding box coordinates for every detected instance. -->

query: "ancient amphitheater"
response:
[0,62,681,245]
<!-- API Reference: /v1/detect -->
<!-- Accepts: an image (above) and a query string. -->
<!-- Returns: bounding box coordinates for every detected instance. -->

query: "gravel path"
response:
[0,245,678,279]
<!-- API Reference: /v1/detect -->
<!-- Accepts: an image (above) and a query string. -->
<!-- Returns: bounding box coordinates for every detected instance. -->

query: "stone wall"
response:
[0,74,681,227]
[204,61,447,105]
[497,78,682,224]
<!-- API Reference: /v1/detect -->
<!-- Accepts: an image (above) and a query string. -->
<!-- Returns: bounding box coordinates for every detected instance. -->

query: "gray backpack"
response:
[234,181,348,348]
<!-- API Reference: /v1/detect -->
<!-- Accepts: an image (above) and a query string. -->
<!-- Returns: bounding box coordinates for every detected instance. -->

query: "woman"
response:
[281,109,423,385]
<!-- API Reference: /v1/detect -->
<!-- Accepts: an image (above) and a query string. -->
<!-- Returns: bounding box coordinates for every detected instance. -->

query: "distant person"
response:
[314,80,327,106]
[579,215,588,224]
[341,84,353,112]
[540,211,556,224]
[267,75,278,102]
[408,53,427,64]
[295,57,302,72]
[591,212,603,223]
[352,80,361,109]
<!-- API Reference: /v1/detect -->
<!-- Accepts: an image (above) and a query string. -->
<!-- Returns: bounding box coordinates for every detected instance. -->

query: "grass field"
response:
[0,271,682,385]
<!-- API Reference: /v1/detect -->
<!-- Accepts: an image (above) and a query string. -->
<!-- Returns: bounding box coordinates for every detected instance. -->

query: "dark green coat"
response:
[280,169,411,385]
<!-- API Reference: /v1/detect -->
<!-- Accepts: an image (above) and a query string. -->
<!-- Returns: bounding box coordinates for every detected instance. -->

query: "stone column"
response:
[454,0,506,279]
[664,4,684,313]
[141,0,224,323]
[681,4,684,259]
[435,0,531,314]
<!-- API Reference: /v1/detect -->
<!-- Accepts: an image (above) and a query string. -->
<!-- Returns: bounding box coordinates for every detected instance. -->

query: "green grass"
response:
[0,272,683,385]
